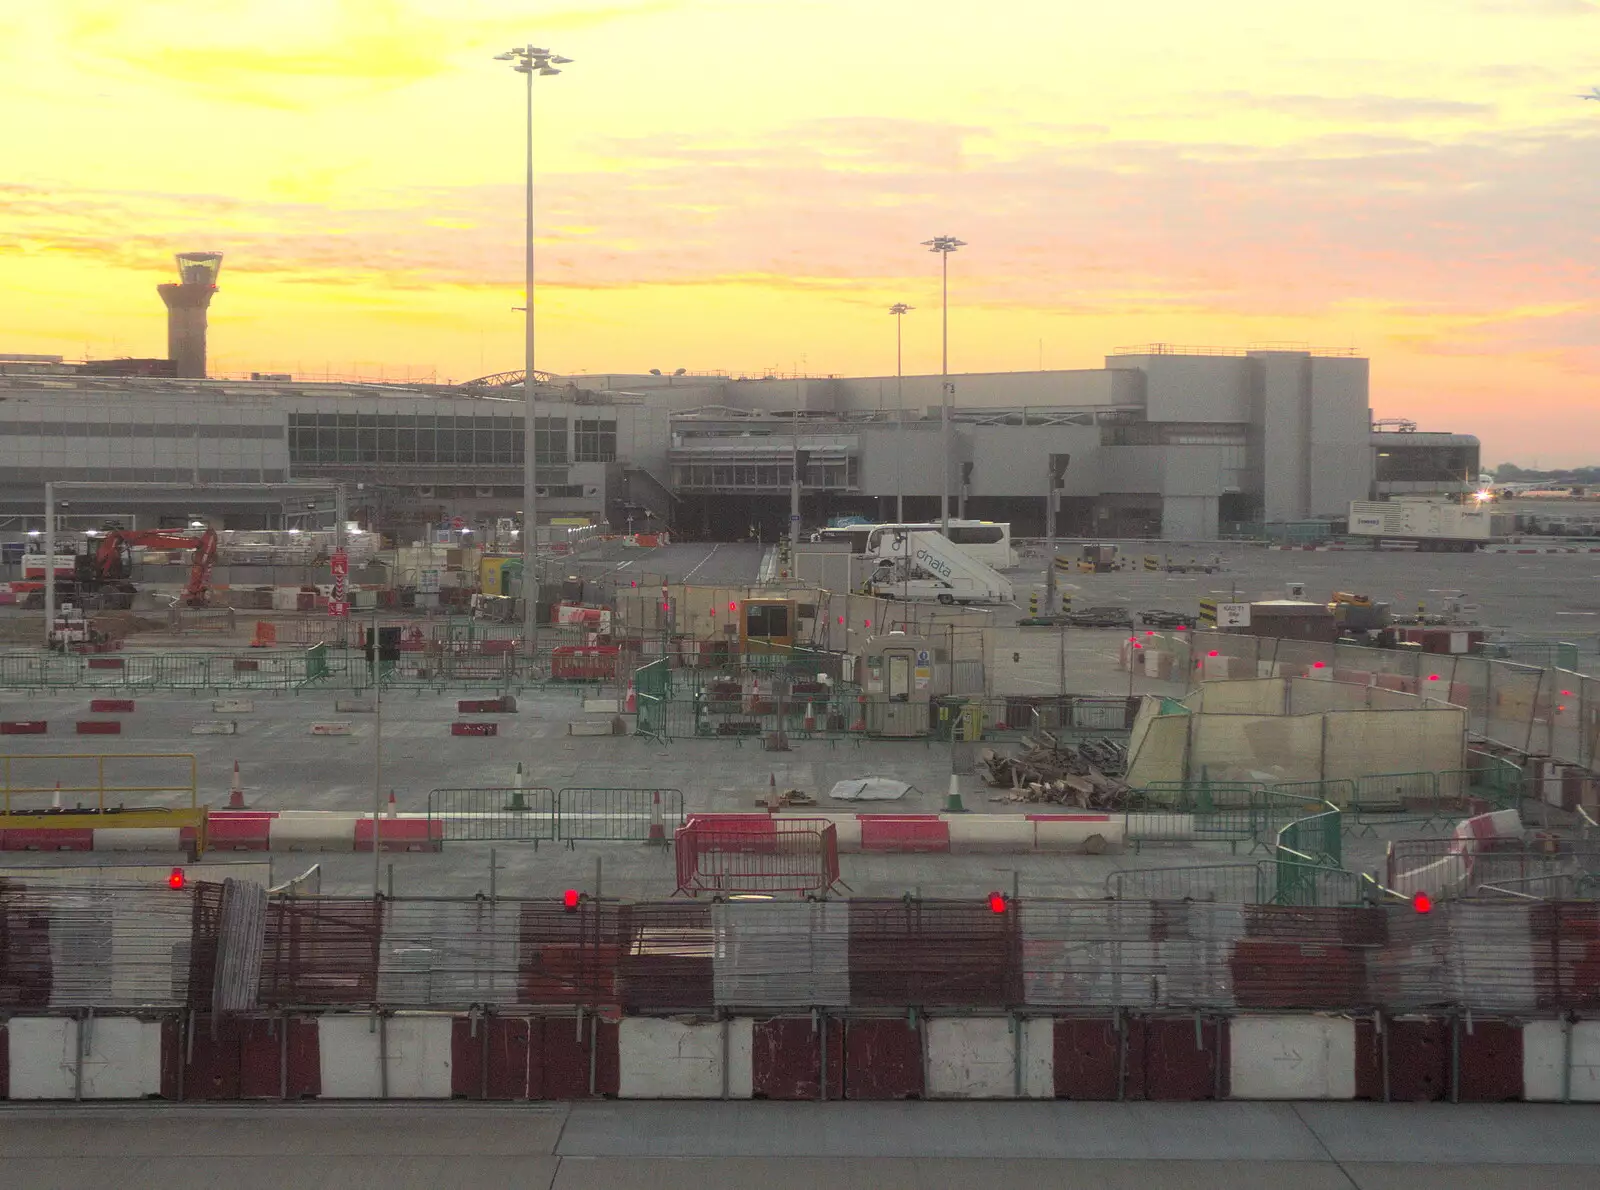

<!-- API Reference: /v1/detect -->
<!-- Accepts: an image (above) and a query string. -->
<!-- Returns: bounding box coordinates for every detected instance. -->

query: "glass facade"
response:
[574,419,617,463]
[286,412,611,467]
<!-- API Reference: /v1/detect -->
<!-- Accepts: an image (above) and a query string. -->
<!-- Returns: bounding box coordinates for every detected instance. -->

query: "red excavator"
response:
[17,527,218,609]
[91,528,219,608]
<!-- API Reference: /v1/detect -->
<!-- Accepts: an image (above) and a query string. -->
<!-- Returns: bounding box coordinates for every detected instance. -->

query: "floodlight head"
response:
[889,302,913,315]
[539,66,561,75]
[922,235,967,253]
[494,51,516,60]
[550,55,573,64]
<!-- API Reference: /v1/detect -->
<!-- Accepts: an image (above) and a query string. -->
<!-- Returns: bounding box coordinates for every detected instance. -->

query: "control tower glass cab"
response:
[176,252,223,287]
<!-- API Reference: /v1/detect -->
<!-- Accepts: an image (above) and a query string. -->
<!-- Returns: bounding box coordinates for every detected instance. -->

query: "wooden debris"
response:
[978,741,1134,809]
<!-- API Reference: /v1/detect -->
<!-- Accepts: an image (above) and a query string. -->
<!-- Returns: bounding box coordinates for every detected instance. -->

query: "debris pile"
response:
[978,741,1134,809]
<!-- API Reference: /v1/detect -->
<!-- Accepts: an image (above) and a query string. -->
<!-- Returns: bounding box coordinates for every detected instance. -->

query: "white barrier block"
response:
[191,721,237,735]
[1022,1018,1054,1098]
[1032,816,1124,853]
[92,829,182,852]
[1229,1015,1356,1100]
[567,720,615,736]
[928,1017,1017,1098]
[310,722,353,736]
[318,1015,453,1099]
[269,814,359,852]
[584,698,621,713]
[946,815,1034,854]
[213,699,253,713]
[1523,1020,1600,1102]
[7,1017,163,1099]
[617,1018,751,1099]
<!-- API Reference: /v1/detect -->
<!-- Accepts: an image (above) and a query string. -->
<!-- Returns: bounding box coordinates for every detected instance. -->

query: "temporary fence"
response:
[1386,836,1600,900]
[7,884,1600,1016]
[931,695,1136,743]
[0,650,333,692]
[2,752,197,813]
[426,787,683,845]
[674,818,842,898]
[1104,860,1371,907]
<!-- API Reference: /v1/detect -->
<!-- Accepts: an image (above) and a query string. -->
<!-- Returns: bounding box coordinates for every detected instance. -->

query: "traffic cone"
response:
[507,761,528,812]
[624,678,637,713]
[386,790,398,819]
[944,773,967,814]
[647,788,666,844]
[228,761,246,809]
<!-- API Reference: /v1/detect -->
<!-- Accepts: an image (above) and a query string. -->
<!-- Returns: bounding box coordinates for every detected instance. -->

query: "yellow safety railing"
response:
[1,752,198,814]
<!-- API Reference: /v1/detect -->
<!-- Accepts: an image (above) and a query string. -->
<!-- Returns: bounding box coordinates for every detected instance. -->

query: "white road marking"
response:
[682,544,720,581]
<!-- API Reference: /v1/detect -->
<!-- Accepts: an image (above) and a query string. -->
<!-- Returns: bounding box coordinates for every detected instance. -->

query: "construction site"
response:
[0,505,1598,1126]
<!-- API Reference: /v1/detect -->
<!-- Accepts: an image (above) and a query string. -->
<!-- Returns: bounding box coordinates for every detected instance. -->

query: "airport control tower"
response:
[157,252,223,379]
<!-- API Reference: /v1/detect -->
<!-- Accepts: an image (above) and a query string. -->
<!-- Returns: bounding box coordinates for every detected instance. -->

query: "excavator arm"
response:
[93,528,218,607]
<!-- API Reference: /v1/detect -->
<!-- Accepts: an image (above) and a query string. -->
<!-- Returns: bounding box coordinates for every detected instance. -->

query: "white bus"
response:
[812,520,1016,568]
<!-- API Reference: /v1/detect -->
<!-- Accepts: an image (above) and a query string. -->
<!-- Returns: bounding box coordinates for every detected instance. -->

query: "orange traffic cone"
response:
[228,760,246,809]
[624,678,637,713]
[647,788,666,844]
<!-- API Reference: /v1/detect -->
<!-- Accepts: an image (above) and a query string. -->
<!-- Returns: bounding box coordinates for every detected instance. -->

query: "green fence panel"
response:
[427,786,557,841]
[1272,856,1365,907]
[555,787,682,844]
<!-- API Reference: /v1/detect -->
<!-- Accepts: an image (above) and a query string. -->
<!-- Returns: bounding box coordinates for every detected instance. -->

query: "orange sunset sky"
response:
[4,0,1599,464]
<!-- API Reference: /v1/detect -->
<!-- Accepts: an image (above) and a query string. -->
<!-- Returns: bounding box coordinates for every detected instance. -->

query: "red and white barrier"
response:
[2,1010,1582,1102]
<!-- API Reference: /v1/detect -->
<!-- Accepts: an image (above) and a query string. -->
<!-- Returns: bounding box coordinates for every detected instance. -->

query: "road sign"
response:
[1216,602,1252,628]
[330,550,349,579]
[328,600,349,618]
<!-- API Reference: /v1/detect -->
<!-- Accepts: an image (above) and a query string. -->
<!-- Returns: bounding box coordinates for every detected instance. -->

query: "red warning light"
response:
[1312,661,1326,669]
[1562,690,1574,697]
[562,888,581,912]
[662,602,671,612]
[863,619,871,629]
[729,601,738,613]
[168,867,186,890]
[1208,650,1220,658]
[1427,674,1441,682]
[987,891,1008,914]
[1412,891,1432,915]
[1145,631,1157,637]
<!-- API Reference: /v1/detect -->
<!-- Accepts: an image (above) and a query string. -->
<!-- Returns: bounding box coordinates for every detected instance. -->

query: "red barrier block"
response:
[449,1016,620,1099]
[208,812,276,852]
[753,1016,844,1100]
[76,721,122,735]
[89,698,135,712]
[0,829,94,852]
[355,817,445,853]
[1139,1017,1227,1101]
[458,698,515,714]
[1356,1017,1448,1102]
[87,657,125,670]
[1457,1019,1524,1102]
[1054,1017,1122,1100]
[237,1016,320,1099]
[451,721,498,736]
[842,1018,923,1100]
[0,721,46,735]
[858,815,950,853]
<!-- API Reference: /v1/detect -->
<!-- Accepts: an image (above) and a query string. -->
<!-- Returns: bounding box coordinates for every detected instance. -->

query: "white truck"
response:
[866,530,1014,605]
[1348,499,1512,552]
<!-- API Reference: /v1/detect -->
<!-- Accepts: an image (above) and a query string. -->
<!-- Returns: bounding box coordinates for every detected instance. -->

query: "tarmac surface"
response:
[1,1101,1595,1190]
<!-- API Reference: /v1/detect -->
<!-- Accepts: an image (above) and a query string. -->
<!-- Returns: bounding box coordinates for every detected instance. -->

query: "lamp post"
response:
[496,44,571,658]
[889,303,913,522]
[920,236,965,535]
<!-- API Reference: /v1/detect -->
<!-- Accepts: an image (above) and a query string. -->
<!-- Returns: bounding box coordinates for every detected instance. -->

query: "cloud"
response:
[1213,91,1494,121]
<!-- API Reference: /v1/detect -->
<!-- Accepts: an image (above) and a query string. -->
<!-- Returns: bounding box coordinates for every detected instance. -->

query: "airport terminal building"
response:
[0,345,1478,541]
